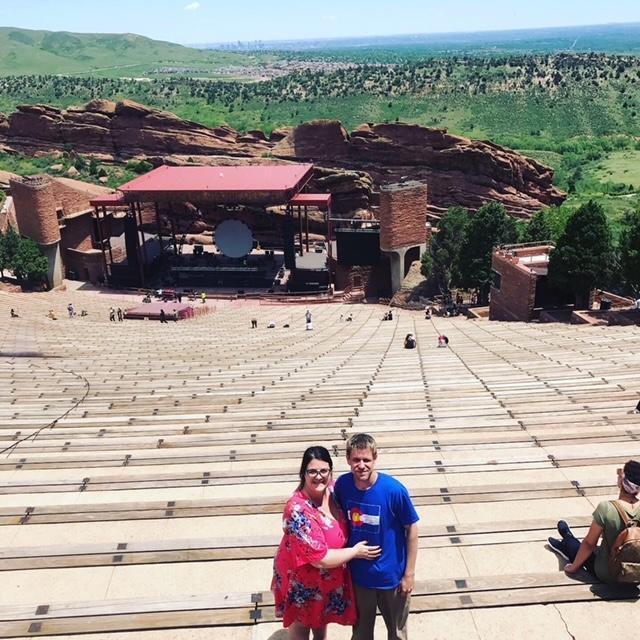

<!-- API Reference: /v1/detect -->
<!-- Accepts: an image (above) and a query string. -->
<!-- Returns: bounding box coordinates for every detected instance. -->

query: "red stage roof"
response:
[290,193,332,209]
[116,164,314,205]
[89,192,126,207]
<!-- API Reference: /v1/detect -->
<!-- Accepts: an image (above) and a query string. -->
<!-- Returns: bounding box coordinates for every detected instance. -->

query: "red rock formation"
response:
[0,101,565,218]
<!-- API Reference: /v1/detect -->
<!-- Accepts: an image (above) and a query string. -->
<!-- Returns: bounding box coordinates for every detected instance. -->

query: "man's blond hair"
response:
[346,433,377,458]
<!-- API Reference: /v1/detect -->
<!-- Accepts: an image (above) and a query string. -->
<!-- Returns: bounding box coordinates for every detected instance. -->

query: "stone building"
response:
[379,181,429,293]
[9,175,111,286]
[332,180,429,297]
[489,243,555,321]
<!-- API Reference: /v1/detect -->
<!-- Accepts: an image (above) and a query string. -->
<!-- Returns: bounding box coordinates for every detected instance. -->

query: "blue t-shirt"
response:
[334,472,419,589]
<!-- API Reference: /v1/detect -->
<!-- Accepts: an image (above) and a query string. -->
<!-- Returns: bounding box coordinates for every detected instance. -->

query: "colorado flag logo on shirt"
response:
[347,501,381,533]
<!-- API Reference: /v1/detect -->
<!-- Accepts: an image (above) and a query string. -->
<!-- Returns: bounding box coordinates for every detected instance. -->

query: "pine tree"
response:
[548,200,615,309]
[618,209,640,296]
[458,202,518,304]
[428,206,470,294]
[522,210,553,244]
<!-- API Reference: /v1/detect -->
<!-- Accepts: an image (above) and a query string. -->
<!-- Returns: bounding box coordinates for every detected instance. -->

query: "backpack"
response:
[608,500,640,583]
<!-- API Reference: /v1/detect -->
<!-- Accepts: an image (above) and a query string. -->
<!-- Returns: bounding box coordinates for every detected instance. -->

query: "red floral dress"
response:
[271,489,357,628]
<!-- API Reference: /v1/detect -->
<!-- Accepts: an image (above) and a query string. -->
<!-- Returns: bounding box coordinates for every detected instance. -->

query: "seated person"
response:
[438,334,449,347]
[267,321,276,329]
[404,333,416,349]
[548,460,640,583]
[10,308,18,318]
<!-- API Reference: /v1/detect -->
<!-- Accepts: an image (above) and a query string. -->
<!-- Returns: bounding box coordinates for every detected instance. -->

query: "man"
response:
[334,433,419,640]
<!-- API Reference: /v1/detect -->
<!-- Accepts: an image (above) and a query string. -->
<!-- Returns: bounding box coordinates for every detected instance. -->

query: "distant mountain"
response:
[0,27,262,77]
[198,22,640,55]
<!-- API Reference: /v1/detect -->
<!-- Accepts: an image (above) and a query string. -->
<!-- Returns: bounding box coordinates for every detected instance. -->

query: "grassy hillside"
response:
[0,27,272,78]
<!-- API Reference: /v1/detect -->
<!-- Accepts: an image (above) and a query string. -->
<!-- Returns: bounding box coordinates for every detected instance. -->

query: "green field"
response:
[586,150,640,188]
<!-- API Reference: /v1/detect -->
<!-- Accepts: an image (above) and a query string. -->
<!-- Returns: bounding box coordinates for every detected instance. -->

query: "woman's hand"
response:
[353,540,382,560]
[564,562,579,574]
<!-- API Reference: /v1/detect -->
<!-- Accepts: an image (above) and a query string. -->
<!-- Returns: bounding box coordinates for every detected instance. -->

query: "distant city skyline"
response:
[2,0,640,45]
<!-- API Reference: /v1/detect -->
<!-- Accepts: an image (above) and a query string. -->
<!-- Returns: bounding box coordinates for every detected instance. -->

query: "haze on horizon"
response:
[3,0,640,46]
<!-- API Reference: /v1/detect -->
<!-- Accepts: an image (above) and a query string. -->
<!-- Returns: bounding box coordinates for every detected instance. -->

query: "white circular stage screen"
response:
[215,219,254,258]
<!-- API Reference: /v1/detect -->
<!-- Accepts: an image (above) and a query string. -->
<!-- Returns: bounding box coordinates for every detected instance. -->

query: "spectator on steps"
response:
[404,333,416,349]
[10,308,18,318]
[109,308,116,322]
[272,446,380,639]
[548,460,640,583]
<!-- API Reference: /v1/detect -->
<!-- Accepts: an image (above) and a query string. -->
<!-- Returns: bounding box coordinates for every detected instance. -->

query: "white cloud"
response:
[184,2,201,10]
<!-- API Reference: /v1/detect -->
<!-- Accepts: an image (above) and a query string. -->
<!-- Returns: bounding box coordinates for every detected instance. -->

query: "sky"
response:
[2,0,640,45]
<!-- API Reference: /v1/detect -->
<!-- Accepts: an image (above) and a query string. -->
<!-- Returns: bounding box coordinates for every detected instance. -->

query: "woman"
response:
[548,459,640,582]
[272,446,381,640]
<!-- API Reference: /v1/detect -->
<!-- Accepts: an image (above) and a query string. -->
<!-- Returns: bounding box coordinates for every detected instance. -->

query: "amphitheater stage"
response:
[124,301,195,321]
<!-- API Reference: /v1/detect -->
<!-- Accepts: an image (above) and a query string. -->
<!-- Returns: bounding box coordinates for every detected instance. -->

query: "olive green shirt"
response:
[592,500,640,583]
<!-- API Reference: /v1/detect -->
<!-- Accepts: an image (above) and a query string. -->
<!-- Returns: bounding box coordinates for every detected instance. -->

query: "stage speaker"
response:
[336,229,380,266]
[124,213,140,275]
[283,216,296,269]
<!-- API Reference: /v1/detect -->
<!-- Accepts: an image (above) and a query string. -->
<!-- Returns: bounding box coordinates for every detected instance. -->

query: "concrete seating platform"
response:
[1,287,639,639]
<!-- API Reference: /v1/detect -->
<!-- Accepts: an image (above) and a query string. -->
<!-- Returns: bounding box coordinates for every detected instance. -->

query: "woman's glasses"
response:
[305,468,331,478]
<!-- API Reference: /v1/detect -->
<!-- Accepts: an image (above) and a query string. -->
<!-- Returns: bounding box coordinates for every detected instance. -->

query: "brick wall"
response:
[62,214,94,251]
[51,181,95,216]
[489,252,537,321]
[9,175,61,245]
[379,181,428,251]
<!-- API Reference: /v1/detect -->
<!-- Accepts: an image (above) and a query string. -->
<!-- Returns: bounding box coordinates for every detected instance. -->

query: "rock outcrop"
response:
[0,101,566,218]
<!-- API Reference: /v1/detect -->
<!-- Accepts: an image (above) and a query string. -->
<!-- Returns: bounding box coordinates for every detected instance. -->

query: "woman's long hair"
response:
[297,446,333,491]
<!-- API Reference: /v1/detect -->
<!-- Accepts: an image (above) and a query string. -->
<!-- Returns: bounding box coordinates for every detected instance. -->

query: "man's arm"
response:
[564,520,602,574]
[400,522,419,594]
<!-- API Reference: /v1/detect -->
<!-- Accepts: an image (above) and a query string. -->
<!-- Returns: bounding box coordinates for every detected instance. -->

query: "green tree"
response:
[458,202,518,304]
[428,206,470,294]
[419,247,432,280]
[521,210,553,244]
[0,232,6,278]
[1,227,21,274]
[618,208,640,296]
[548,200,615,309]
[11,237,48,285]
